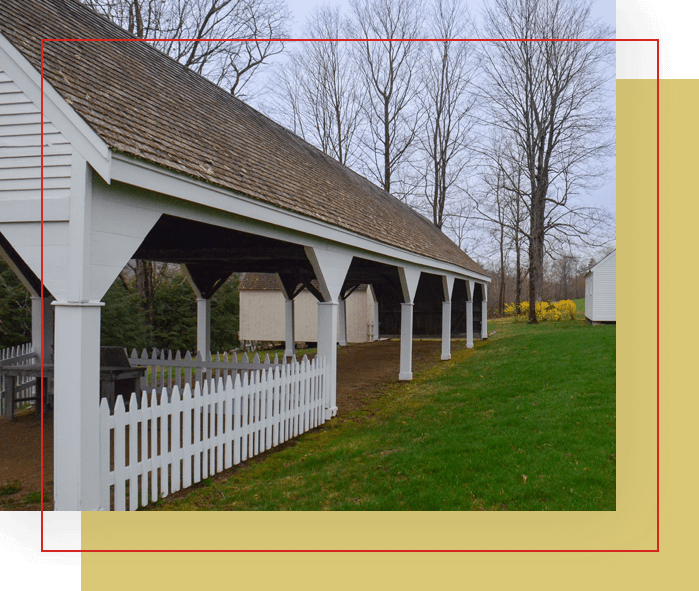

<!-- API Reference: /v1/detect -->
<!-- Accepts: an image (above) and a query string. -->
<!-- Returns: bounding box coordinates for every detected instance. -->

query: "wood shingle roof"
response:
[1,0,486,276]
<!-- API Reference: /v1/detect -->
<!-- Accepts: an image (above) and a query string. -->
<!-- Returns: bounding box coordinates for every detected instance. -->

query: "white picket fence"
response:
[100,354,327,511]
[128,348,292,399]
[0,342,37,415]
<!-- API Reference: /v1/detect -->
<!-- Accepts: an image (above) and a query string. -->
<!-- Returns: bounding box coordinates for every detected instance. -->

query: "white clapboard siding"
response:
[0,68,72,201]
[100,355,327,510]
[585,250,616,322]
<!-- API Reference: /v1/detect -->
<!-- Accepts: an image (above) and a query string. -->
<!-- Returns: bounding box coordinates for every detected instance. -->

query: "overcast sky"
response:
[285,0,615,37]
[268,0,617,258]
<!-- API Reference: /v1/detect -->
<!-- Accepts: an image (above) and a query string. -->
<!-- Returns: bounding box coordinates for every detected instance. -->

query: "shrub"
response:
[503,299,576,322]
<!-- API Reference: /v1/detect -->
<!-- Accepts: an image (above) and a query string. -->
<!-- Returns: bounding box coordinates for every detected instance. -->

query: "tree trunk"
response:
[514,167,522,314]
[135,259,155,333]
[528,187,546,324]
[515,223,522,314]
[384,97,391,193]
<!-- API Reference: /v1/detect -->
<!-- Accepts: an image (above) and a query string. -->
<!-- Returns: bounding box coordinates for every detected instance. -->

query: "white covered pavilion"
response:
[0,0,489,510]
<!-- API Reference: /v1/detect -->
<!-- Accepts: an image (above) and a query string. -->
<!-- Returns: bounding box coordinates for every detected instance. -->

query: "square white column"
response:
[338,298,348,346]
[441,300,452,360]
[196,298,211,355]
[399,302,414,380]
[53,301,103,511]
[481,298,488,340]
[284,298,295,357]
[31,296,54,363]
[466,300,474,349]
[373,300,380,341]
[317,301,338,419]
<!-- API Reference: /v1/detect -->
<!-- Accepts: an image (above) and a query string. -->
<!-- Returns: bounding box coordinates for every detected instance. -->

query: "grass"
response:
[0,481,22,497]
[0,493,49,510]
[0,481,49,510]
[147,310,614,511]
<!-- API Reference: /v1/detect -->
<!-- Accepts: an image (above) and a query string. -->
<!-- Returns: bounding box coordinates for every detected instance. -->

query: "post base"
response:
[441,354,451,361]
[398,372,413,381]
[325,406,338,420]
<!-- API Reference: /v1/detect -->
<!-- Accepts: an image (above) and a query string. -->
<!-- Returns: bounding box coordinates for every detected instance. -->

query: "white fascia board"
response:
[110,153,491,284]
[0,33,112,182]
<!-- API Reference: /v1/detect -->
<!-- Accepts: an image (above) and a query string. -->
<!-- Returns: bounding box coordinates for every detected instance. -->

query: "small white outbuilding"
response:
[584,250,616,322]
[238,273,379,347]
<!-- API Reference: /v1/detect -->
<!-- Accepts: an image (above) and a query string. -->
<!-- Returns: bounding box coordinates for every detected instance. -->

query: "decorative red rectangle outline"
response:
[37,36,660,553]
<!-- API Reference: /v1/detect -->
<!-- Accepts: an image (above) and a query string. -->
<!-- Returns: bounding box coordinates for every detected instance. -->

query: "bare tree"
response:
[442,198,478,251]
[416,0,477,229]
[467,131,527,314]
[271,6,361,167]
[347,0,424,199]
[84,0,291,97]
[491,165,508,315]
[474,137,517,315]
[83,0,290,333]
[552,253,578,300]
[508,160,527,313]
[480,0,614,323]
[118,260,179,333]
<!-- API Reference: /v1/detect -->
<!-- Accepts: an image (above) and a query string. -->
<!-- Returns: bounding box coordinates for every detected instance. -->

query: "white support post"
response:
[317,301,339,418]
[399,302,414,380]
[481,284,489,340]
[196,297,211,356]
[31,296,54,363]
[441,274,454,361]
[284,298,295,357]
[53,301,103,511]
[338,298,348,346]
[304,246,353,419]
[397,266,421,381]
[441,301,452,361]
[51,154,104,510]
[466,279,474,349]
[466,300,474,349]
[373,299,379,341]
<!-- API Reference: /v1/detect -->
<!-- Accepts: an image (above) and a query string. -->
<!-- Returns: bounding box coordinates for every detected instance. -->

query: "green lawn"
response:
[147,312,615,511]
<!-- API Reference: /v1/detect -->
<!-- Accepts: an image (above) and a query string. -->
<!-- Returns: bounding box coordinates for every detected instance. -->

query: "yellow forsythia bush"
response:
[504,299,576,322]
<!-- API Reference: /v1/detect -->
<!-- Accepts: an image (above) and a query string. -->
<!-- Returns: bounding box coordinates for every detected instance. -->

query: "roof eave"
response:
[110,152,491,283]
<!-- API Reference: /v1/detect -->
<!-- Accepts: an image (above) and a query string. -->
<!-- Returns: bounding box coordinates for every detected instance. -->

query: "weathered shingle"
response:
[1,0,486,277]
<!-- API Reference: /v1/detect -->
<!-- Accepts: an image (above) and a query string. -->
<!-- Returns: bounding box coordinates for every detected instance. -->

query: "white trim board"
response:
[109,154,491,284]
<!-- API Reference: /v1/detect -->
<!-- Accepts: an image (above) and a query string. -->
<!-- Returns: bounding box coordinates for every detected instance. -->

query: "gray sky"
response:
[285,0,615,37]
[273,0,617,256]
